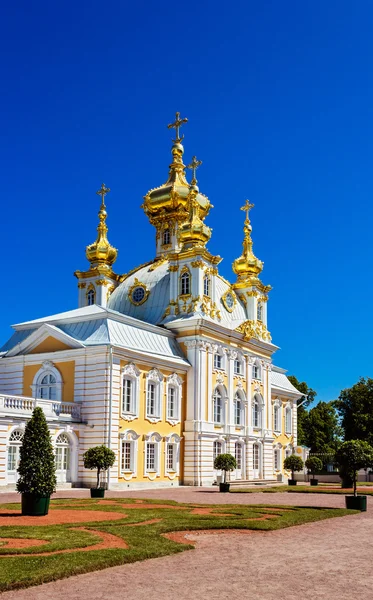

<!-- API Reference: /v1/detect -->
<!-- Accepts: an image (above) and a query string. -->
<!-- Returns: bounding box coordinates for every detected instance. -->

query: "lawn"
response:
[0,497,355,592]
[231,485,373,495]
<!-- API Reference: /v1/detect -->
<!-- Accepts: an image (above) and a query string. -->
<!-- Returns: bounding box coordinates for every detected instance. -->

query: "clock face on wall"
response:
[222,290,236,312]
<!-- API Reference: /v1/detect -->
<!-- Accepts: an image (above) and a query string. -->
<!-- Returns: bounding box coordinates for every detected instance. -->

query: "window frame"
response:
[252,393,263,429]
[285,404,292,434]
[164,433,181,477]
[32,361,63,402]
[166,373,182,425]
[180,269,191,296]
[233,391,245,426]
[121,363,140,421]
[213,387,224,425]
[144,432,162,478]
[145,368,163,423]
[273,400,281,432]
[203,274,210,297]
[119,430,140,478]
[162,228,171,246]
[213,440,223,462]
[252,360,262,381]
[87,287,95,306]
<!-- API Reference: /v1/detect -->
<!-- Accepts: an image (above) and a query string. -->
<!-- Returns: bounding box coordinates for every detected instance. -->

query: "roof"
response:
[271,368,302,397]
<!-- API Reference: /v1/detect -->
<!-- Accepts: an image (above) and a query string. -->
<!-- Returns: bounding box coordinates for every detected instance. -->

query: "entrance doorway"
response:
[55,433,71,483]
[7,429,24,484]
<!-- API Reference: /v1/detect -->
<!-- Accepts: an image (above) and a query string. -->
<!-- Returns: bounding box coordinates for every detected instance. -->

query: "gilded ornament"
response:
[191,260,205,268]
[77,282,86,289]
[235,320,272,342]
[96,279,108,286]
[128,278,150,306]
[222,289,237,313]
[169,265,179,272]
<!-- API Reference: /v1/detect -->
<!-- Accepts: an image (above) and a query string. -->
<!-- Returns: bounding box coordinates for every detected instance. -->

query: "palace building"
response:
[0,114,302,489]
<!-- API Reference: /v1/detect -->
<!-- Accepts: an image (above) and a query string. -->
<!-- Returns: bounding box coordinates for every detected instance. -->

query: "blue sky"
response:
[1,1,372,403]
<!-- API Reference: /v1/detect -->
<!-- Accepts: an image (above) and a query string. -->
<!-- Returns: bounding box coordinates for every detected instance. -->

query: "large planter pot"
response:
[345,495,367,511]
[219,482,230,493]
[90,488,105,498]
[310,479,319,486]
[288,479,297,486]
[21,493,50,516]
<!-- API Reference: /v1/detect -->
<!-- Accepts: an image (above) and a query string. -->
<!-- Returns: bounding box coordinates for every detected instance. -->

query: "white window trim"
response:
[164,433,182,478]
[285,403,292,434]
[166,373,182,425]
[274,443,282,472]
[213,347,226,372]
[119,430,140,479]
[252,393,264,429]
[233,389,245,427]
[213,438,225,463]
[273,399,282,433]
[144,432,162,479]
[31,361,63,402]
[145,368,164,423]
[234,441,244,471]
[213,385,226,425]
[121,363,140,421]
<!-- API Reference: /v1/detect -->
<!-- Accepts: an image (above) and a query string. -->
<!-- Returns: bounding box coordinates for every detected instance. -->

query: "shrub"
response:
[83,445,116,489]
[305,456,323,479]
[16,406,57,496]
[335,440,373,496]
[283,455,304,479]
[214,453,237,483]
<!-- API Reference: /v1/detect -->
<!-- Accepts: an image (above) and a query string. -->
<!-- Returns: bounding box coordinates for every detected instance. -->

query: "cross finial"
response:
[187,155,202,184]
[240,199,255,222]
[167,111,188,143]
[96,183,110,206]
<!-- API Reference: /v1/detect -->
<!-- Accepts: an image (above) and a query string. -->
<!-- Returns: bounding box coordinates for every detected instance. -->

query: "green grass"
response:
[231,485,373,495]
[0,497,357,592]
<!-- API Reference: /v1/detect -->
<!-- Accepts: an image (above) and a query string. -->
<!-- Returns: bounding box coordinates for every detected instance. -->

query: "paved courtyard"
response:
[1,487,372,600]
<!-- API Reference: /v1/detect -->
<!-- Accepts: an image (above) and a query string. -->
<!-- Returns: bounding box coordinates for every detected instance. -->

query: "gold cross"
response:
[96,183,110,205]
[240,199,254,222]
[167,111,188,142]
[187,155,202,183]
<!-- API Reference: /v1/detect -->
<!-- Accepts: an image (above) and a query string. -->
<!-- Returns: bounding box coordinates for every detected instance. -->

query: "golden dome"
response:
[178,186,212,249]
[86,184,118,267]
[232,200,264,285]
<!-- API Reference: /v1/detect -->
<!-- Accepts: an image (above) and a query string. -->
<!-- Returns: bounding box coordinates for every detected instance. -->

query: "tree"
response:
[16,406,56,496]
[302,401,341,453]
[214,453,237,483]
[83,445,116,489]
[334,378,373,445]
[305,456,323,480]
[335,440,373,496]
[287,375,317,446]
[283,455,304,479]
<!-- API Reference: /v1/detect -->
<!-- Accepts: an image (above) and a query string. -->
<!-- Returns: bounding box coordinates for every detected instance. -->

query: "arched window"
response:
[273,401,281,432]
[87,288,95,306]
[180,270,191,295]
[234,392,243,426]
[285,405,292,434]
[39,373,57,400]
[213,440,223,462]
[257,301,263,321]
[203,274,210,297]
[253,394,263,428]
[7,429,24,478]
[163,229,171,245]
[55,433,71,474]
[213,388,223,424]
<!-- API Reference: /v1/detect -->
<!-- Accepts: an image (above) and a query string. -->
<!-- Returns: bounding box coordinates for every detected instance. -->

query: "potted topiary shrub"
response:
[305,456,323,486]
[83,445,116,498]
[16,406,57,516]
[283,455,304,486]
[214,453,237,492]
[335,440,373,511]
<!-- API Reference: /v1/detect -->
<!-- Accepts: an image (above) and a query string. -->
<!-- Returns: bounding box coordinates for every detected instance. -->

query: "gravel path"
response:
[1,487,372,600]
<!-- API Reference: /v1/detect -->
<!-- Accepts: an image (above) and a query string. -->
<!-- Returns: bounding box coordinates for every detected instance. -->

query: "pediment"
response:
[6,324,84,356]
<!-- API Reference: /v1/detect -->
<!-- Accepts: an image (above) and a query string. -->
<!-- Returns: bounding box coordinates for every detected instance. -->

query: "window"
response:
[55,433,70,472]
[166,373,182,423]
[39,374,57,400]
[87,288,95,306]
[203,274,210,296]
[213,440,223,461]
[146,443,156,471]
[274,404,281,431]
[165,434,181,476]
[253,444,260,470]
[180,270,191,295]
[122,378,134,414]
[274,448,280,470]
[121,441,133,471]
[257,302,263,321]
[147,382,156,416]
[145,369,163,421]
[252,362,261,380]
[163,228,171,245]
[7,430,23,472]
[234,393,243,426]
[253,396,262,428]
[167,444,176,471]
[234,359,242,375]
[285,406,292,434]
[235,443,242,470]
[214,353,222,369]
[132,287,146,304]
[213,389,223,424]
[285,446,293,459]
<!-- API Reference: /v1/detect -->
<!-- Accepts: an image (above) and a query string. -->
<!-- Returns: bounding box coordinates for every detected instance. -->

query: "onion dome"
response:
[86,184,118,267]
[232,200,264,285]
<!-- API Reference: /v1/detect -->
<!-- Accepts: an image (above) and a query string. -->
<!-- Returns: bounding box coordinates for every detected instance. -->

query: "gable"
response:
[28,336,74,354]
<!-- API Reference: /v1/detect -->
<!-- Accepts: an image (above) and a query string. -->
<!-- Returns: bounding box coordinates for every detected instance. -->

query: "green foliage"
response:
[16,407,56,496]
[214,453,237,483]
[287,375,317,446]
[305,456,323,478]
[83,445,116,489]
[302,401,342,453]
[335,440,373,496]
[334,377,373,445]
[283,455,304,478]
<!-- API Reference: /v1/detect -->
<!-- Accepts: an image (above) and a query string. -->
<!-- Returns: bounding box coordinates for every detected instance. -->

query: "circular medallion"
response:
[222,289,236,313]
[132,286,146,304]
[225,293,234,309]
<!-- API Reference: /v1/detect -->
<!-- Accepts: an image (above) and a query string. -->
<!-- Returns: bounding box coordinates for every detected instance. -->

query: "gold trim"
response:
[222,289,237,313]
[128,278,150,306]
[77,282,86,289]
[169,265,179,272]
[235,320,272,342]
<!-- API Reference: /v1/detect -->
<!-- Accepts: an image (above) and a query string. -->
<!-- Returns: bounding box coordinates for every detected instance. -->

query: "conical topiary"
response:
[16,406,57,496]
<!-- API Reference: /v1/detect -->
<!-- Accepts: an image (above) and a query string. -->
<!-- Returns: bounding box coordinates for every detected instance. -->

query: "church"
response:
[0,114,302,489]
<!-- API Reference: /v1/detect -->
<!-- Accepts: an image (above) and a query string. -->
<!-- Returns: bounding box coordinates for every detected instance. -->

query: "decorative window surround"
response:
[234,390,245,426]
[145,368,164,423]
[164,433,181,478]
[213,439,224,462]
[273,399,282,433]
[166,373,182,425]
[213,385,226,425]
[31,361,63,402]
[121,363,140,421]
[144,432,162,479]
[274,443,282,471]
[119,430,140,479]
[252,392,264,429]
[252,359,262,381]
[285,403,292,434]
